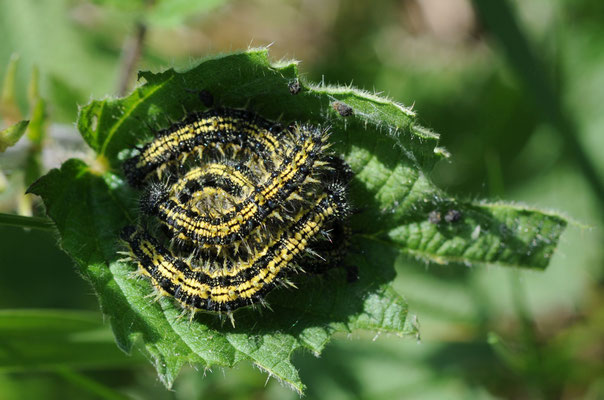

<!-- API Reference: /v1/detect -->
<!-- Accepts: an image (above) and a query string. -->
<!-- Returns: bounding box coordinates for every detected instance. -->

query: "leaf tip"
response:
[254,362,305,395]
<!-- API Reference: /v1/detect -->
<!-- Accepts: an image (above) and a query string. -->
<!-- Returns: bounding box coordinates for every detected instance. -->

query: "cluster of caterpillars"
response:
[120,108,352,315]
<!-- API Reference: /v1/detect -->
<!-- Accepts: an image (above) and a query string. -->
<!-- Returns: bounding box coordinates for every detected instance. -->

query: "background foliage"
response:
[1,0,603,399]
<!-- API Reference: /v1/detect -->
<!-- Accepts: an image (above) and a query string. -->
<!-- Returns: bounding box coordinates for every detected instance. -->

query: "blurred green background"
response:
[1,0,603,399]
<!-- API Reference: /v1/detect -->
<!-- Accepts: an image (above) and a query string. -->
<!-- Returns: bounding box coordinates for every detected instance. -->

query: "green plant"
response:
[5,48,567,393]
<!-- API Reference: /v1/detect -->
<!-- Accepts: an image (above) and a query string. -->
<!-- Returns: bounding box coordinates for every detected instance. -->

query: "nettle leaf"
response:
[28,49,566,393]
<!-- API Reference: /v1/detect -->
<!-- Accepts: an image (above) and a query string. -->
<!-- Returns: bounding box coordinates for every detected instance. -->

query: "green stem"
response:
[472,0,604,212]
[509,272,548,397]
[0,212,54,230]
[55,367,131,400]
[117,21,147,96]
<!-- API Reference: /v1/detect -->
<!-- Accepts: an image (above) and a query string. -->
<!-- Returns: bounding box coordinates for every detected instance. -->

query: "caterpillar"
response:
[122,108,284,187]
[120,107,352,315]
[142,129,328,246]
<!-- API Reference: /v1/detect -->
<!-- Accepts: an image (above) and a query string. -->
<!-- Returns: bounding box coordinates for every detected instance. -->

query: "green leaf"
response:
[26,65,46,145]
[0,53,21,123]
[383,201,566,269]
[28,157,415,392]
[0,309,142,371]
[0,119,28,152]
[28,49,566,392]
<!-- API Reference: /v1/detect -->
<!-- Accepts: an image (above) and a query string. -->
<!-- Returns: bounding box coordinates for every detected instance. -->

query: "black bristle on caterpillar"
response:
[120,106,352,315]
[140,181,171,215]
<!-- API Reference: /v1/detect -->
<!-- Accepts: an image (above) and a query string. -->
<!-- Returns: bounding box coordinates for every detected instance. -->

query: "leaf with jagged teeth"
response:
[28,49,566,394]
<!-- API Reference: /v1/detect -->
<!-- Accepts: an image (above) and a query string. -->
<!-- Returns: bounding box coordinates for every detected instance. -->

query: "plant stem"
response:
[117,22,147,96]
[509,272,548,397]
[472,0,604,211]
[0,212,54,230]
[55,367,130,400]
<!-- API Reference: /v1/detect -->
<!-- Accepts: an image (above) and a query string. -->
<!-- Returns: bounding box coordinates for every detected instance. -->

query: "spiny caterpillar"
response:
[120,107,352,316]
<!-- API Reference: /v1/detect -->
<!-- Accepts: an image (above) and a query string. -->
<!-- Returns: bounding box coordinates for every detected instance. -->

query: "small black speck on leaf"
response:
[332,101,354,117]
[429,210,442,224]
[445,209,462,223]
[288,79,301,95]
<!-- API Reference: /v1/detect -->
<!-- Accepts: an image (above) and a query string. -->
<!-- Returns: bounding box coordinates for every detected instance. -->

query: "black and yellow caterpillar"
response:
[120,107,351,314]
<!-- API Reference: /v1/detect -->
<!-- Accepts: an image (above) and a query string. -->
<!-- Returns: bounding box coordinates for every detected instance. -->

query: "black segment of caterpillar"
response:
[171,163,255,203]
[120,107,352,315]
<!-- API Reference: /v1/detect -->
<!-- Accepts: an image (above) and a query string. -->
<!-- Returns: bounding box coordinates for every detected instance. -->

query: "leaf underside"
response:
[28,49,566,393]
